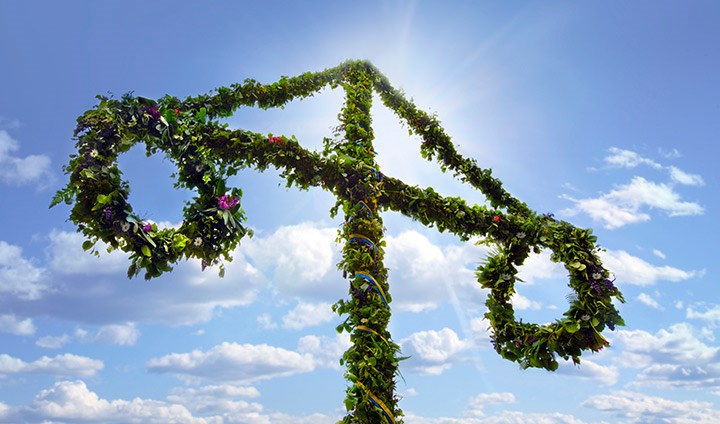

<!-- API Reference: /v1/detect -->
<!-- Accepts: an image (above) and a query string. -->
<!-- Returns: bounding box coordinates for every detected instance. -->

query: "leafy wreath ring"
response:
[53,60,624,422]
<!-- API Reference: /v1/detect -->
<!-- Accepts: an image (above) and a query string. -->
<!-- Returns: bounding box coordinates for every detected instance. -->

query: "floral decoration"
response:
[51,60,624,423]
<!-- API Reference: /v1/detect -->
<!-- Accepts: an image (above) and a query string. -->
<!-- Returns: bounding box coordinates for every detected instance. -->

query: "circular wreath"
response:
[63,95,251,279]
[476,213,624,370]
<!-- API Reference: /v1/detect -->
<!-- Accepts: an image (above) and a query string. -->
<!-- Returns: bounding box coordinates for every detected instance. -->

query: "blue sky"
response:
[1,1,719,423]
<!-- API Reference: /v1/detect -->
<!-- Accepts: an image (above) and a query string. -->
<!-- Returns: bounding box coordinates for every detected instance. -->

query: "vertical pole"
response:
[334,65,402,423]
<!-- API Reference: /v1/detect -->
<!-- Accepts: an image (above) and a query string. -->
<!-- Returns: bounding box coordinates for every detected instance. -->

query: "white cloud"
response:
[599,249,699,286]
[36,334,71,349]
[669,166,705,186]
[243,223,342,301]
[652,249,666,259]
[76,323,140,346]
[615,323,720,389]
[687,305,720,323]
[604,147,662,169]
[511,293,541,310]
[257,313,277,329]
[0,130,52,186]
[8,380,216,424]
[282,302,334,330]
[0,380,338,424]
[562,176,703,229]
[146,342,315,383]
[464,392,515,418]
[405,410,589,424]
[297,332,351,370]
[0,240,47,300]
[47,230,130,275]
[0,314,35,335]
[384,230,489,312]
[636,293,661,309]
[166,384,263,419]
[0,353,103,377]
[401,327,472,375]
[583,390,720,423]
[1,230,264,326]
[557,359,619,386]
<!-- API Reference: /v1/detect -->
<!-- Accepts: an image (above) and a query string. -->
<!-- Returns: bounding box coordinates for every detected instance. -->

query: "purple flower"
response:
[142,223,152,232]
[217,194,239,210]
[103,206,112,222]
[147,105,160,119]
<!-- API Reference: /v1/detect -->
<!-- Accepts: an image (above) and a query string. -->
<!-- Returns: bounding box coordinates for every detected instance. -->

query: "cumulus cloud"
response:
[384,230,489,312]
[1,230,264,326]
[146,342,315,383]
[400,327,472,375]
[464,392,516,418]
[0,130,52,187]
[36,334,71,349]
[687,304,720,323]
[0,240,47,300]
[297,332,351,370]
[0,380,215,424]
[0,380,338,424]
[281,302,335,330]
[0,353,103,378]
[599,249,699,286]
[562,177,703,229]
[76,323,140,346]
[565,148,705,229]
[243,223,342,301]
[583,390,720,423]
[0,314,35,335]
[166,385,263,419]
[405,410,589,424]
[614,323,720,389]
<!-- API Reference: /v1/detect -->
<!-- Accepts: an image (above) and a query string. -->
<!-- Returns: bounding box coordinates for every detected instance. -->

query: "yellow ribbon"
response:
[354,271,388,306]
[356,325,390,346]
[354,380,395,424]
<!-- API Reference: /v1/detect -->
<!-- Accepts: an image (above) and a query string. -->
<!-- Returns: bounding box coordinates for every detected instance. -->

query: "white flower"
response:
[592,273,602,280]
[121,222,130,232]
[195,164,204,172]
[360,318,368,324]
[581,315,590,321]
[502,273,512,281]
[516,232,526,239]
[90,149,98,157]
[193,237,202,246]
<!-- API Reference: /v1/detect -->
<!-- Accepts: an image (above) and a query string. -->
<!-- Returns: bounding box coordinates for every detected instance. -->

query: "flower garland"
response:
[52,60,625,423]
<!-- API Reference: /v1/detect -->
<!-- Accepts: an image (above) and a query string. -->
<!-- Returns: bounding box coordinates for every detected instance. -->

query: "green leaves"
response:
[55,60,623,423]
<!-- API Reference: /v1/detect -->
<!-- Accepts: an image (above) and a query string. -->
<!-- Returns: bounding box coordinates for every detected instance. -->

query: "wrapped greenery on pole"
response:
[52,60,624,423]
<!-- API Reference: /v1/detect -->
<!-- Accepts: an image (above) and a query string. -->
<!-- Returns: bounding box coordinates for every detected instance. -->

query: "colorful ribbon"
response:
[354,272,388,306]
[356,324,390,346]
[357,200,374,215]
[354,380,394,424]
[348,233,378,251]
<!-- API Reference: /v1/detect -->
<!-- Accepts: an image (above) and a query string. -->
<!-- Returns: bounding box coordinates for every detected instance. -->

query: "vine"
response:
[52,59,624,423]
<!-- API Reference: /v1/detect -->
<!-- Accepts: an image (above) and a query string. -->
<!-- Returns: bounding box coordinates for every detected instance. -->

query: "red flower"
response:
[173,109,180,115]
[493,215,501,223]
[268,136,284,144]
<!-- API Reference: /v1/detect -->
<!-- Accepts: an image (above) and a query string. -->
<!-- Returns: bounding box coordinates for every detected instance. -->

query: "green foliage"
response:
[52,60,624,423]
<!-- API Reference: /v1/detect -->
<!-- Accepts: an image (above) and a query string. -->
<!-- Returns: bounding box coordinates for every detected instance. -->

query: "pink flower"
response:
[142,223,152,232]
[493,215,501,223]
[268,136,284,144]
[217,194,239,210]
[173,109,180,115]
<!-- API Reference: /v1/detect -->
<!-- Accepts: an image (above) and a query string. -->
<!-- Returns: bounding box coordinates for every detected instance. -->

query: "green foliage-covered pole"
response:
[332,68,401,422]
[52,60,625,424]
